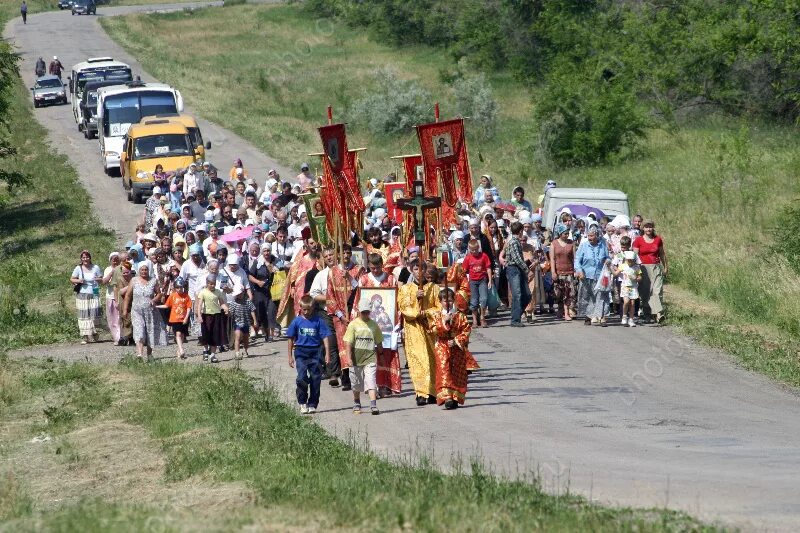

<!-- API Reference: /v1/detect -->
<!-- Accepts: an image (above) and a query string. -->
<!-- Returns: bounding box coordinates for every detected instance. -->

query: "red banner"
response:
[384,182,406,225]
[416,118,473,207]
[319,124,365,215]
[403,155,423,188]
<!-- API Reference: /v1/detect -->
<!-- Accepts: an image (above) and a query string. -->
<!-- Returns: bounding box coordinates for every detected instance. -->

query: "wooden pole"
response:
[434,102,439,122]
[327,105,333,125]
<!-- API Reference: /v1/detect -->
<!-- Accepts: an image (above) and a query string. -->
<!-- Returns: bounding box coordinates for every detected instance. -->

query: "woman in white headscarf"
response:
[473,175,500,208]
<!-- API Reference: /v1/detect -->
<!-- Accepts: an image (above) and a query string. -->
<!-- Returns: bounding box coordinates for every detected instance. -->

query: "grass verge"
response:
[0,77,116,349]
[101,3,800,387]
[0,356,715,531]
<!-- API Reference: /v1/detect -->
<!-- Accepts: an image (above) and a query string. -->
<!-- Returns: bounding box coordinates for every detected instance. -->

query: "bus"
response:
[95,81,184,175]
[69,57,132,127]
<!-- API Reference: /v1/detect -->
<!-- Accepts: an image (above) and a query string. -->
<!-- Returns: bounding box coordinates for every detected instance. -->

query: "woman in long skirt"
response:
[70,250,103,344]
[124,263,167,360]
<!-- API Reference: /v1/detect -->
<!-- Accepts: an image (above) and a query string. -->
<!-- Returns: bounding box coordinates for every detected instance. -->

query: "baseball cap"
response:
[359,300,372,313]
[226,254,239,265]
[152,186,162,195]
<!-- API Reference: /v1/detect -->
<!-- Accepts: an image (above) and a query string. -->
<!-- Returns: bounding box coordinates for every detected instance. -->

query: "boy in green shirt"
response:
[343,300,384,415]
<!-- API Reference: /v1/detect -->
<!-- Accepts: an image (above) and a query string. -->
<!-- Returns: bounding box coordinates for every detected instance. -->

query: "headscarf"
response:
[554,223,568,237]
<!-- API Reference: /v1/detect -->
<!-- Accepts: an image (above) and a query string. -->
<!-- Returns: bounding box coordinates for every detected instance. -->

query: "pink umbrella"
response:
[220,225,254,243]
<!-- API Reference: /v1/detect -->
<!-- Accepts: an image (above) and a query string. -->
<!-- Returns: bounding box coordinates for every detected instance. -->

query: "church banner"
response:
[416,118,473,207]
[319,124,365,214]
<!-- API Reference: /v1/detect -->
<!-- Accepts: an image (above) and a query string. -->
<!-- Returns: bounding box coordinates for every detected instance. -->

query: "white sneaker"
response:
[307,406,317,414]
[629,319,637,328]
[621,316,628,326]
[300,404,309,414]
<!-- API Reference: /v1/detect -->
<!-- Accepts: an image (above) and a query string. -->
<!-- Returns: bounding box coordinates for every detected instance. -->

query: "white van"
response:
[95,81,184,175]
[68,57,132,127]
[541,188,629,230]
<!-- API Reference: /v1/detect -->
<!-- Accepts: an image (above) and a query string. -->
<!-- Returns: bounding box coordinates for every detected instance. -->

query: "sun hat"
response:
[141,233,158,243]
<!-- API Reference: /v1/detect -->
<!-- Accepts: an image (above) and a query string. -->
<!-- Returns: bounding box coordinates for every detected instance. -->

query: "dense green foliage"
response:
[308,0,800,165]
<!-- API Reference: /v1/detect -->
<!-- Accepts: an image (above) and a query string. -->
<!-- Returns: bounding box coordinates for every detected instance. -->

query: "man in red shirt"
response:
[461,240,493,327]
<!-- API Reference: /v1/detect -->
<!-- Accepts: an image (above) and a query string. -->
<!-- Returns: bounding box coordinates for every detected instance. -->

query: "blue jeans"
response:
[295,347,322,408]
[507,265,531,324]
[469,278,489,310]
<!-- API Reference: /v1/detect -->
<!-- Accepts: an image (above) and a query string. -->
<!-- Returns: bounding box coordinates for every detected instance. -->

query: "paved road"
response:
[6,6,800,532]
[6,2,292,241]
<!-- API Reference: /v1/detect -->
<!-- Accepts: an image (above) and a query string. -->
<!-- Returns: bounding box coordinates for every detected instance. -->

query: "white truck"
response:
[68,57,132,128]
[541,188,630,230]
[95,81,184,175]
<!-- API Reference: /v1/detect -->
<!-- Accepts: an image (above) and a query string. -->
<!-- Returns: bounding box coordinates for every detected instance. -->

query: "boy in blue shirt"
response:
[287,295,331,414]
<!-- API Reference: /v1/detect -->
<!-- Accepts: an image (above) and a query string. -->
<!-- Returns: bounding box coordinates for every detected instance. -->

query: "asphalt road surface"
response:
[6,6,800,532]
[7,1,291,240]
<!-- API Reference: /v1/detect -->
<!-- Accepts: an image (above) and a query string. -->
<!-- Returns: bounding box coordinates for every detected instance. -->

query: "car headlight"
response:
[89,117,96,123]
[137,171,149,180]
[58,92,65,96]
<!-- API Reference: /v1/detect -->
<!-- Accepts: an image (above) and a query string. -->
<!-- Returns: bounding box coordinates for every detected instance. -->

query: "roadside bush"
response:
[533,63,647,167]
[349,68,431,136]
[452,73,498,140]
[772,201,800,275]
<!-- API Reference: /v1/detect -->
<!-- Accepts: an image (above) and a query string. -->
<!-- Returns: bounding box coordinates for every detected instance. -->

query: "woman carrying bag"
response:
[70,250,103,344]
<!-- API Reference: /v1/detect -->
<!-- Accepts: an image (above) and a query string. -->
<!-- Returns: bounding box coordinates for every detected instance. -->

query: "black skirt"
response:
[200,313,226,346]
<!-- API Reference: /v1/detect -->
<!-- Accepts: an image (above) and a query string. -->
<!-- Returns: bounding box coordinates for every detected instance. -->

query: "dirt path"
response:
[6,6,800,532]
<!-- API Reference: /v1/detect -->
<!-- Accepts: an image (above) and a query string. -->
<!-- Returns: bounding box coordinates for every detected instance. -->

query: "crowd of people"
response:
[71,161,668,414]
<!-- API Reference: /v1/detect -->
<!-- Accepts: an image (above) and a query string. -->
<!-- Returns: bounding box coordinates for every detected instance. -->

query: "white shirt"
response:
[288,222,307,241]
[309,266,330,299]
[271,241,295,268]
[179,259,205,300]
[220,266,250,303]
[182,171,203,197]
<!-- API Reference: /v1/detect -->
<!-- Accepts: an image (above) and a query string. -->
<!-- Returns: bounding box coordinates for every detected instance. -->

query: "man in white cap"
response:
[143,186,163,231]
[296,163,313,190]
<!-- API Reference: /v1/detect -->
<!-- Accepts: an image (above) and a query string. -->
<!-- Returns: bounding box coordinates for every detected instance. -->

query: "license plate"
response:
[45,96,55,100]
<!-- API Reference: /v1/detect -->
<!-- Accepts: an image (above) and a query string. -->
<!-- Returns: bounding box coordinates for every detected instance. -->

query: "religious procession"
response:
[72,106,666,417]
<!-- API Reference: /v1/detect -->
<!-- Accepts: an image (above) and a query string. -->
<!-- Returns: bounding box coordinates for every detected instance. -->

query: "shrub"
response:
[349,68,431,136]
[532,63,647,167]
[772,201,800,275]
[452,72,498,140]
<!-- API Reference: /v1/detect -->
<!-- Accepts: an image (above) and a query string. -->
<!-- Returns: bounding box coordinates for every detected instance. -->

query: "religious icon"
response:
[327,137,340,166]
[350,247,366,266]
[383,182,406,224]
[303,192,331,247]
[359,287,397,337]
[433,133,453,159]
[415,164,424,181]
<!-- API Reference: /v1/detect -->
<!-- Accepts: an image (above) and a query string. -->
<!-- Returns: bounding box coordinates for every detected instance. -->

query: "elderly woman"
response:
[70,250,103,344]
[123,262,167,360]
[549,224,575,321]
[633,219,668,323]
[574,226,611,326]
[473,174,501,207]
[248,242,277,341]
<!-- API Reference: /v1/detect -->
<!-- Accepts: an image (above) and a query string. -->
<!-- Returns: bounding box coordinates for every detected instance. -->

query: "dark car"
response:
[31,76,67,108]
[72,0,96,15]
[58,0,74,9]
[79,79,122,139]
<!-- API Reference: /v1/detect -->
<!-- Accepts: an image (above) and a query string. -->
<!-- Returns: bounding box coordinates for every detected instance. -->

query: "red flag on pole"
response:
[319,124,365,214]
[416,118,473,207]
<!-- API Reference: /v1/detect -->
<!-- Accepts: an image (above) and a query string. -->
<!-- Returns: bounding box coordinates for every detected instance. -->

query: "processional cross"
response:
[396,178,441,245]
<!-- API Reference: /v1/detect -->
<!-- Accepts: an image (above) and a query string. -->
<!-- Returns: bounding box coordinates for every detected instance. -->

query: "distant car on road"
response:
[57,0,74,9]
[31,76,67,108]
[71,0,96,15]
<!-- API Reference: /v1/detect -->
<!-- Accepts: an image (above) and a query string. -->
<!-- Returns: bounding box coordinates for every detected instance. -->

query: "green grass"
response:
[0,357,714,531]
[100,3,800,387]
[0,78,116,349]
